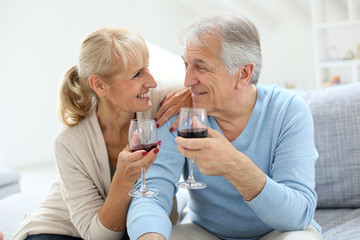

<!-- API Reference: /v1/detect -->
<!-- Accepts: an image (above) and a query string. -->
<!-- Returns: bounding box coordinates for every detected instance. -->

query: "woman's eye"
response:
[133,72,141,78]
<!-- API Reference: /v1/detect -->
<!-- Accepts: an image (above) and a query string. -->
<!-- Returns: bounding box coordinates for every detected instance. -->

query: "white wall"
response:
[0,0,317,168]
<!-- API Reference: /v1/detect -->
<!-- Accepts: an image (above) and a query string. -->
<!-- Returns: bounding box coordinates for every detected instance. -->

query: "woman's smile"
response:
[136,91,150,99]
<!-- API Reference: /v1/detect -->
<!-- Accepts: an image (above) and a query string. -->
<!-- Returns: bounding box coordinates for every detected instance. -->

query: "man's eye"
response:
[197,65,206,70]
[184,62,188,70]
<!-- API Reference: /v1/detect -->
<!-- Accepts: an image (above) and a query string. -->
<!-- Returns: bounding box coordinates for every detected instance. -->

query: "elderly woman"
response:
[11,27,190,240]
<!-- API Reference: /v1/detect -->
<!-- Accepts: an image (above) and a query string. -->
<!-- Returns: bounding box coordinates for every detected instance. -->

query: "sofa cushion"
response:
[298,83,360,208]
[315,208,360,239]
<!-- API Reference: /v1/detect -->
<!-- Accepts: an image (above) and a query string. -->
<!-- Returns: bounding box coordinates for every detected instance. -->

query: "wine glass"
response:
[176,107,208,189]
[128,119,158,197]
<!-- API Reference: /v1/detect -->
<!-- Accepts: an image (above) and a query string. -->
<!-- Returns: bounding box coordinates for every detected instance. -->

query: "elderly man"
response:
[127,13,322,240]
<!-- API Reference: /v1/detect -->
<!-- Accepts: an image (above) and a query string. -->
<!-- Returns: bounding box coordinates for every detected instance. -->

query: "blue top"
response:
[127,84,320,240]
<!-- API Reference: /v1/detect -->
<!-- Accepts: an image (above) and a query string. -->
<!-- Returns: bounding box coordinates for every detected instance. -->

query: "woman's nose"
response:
[145,70,157,88]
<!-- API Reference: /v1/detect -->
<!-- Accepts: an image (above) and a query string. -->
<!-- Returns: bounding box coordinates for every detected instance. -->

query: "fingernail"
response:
[158,140,162,146]
[169,127,174,132]
[142,152,147,156]
[154,148,159,154]
[154,117,157,122]
[156,123,160,128]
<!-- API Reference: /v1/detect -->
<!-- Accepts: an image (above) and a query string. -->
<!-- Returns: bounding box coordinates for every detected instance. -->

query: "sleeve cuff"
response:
[246,175,286,218]
[127,204,172,240]
[88,215,124,240]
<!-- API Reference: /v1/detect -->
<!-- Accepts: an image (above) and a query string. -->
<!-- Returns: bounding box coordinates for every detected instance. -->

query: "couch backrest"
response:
[297,83,360,208]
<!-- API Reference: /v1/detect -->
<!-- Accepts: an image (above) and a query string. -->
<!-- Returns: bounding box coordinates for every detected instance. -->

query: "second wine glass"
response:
[176,107,208,189]
[128,119,158,197]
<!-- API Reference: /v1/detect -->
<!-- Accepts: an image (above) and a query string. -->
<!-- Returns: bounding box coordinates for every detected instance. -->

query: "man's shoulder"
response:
[257,84,309,115]
[258,84,296,98]
[157,115,179,136]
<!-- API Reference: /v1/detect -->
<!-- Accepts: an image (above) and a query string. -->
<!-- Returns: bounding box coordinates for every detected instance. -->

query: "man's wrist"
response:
[138,232,166,240]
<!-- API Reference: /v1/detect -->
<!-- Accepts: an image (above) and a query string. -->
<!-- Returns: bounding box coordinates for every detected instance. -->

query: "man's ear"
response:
[88,74,106,96]
[236,63,254,90]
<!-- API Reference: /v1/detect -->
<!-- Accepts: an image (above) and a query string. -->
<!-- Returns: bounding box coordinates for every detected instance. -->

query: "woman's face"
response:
[102,61,157,114]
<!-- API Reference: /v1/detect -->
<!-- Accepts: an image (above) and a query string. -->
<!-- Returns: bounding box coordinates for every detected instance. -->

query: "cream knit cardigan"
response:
[12,81,180,240]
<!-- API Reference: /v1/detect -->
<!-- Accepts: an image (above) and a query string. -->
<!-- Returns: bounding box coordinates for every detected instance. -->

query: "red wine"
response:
[178,128,208,138]
[131,143,158,152]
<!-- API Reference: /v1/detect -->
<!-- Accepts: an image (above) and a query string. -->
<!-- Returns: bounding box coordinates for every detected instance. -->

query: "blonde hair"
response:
[58,28,149,127]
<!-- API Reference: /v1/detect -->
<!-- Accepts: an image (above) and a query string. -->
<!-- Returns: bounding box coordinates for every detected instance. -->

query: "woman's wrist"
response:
[112,171,136,189]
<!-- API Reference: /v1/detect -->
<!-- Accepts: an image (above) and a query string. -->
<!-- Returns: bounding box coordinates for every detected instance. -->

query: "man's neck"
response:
[213,85,257,142]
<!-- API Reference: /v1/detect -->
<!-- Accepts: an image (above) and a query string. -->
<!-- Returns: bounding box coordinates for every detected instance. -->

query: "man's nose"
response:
[184,67,198,87]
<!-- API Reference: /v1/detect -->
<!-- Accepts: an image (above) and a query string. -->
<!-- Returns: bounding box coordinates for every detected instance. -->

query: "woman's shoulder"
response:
[55,121,83,144]
[54,110,99,145]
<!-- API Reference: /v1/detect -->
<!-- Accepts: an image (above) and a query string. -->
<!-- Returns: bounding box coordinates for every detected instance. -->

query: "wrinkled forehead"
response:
[182,35,222,61]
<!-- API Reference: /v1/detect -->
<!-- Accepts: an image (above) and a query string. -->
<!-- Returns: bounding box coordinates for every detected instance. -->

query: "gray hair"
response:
[181,12,262,85]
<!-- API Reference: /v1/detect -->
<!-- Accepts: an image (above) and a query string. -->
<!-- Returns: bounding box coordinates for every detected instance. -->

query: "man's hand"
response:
[175,127,238,176]
[138,233,166,240]
[175,127,266,201]
[155,87,192,131]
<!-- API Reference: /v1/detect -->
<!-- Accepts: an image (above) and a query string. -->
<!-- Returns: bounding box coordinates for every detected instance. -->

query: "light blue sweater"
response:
[127,84,320,240]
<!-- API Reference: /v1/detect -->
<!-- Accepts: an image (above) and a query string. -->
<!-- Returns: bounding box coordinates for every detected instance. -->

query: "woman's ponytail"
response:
[57,66,93,127]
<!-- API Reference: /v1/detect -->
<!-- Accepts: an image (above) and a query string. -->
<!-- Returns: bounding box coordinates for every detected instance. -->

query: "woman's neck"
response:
[96,101,135,137]
[96,101,136,167]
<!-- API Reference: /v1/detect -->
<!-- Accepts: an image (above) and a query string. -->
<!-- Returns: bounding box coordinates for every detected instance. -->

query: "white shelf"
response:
[319,59,360,68]
[311,0,360,87]
[318,20,360,30]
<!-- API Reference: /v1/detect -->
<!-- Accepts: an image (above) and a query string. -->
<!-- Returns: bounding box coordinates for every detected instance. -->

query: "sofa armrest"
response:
[0,192,44,240]
[0,170,21,199]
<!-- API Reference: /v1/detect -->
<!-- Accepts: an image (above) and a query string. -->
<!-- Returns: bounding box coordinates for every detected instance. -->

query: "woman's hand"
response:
[115,141,161,184]
[98,141,161,232]
[155,87,192,131]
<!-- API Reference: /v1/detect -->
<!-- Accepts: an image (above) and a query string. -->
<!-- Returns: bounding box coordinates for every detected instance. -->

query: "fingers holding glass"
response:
[176,108,208,190]
[128,119,158,197]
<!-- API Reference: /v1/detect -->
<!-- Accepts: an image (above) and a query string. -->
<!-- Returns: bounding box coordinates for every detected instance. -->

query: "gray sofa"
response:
[300,82,360,240]
[1,83,360,240]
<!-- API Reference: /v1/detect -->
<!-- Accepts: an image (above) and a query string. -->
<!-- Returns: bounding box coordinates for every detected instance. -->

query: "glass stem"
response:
[186,158,196,184]
[139,168,148,193]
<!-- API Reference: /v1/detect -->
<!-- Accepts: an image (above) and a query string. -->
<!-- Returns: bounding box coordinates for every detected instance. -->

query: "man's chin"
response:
[192,102,207,110]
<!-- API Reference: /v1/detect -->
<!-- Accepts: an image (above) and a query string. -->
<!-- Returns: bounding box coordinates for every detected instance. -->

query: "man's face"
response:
[182,37,238,116]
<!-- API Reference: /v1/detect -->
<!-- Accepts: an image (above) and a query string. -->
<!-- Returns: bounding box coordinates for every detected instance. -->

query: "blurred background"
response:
[1,0,360,193]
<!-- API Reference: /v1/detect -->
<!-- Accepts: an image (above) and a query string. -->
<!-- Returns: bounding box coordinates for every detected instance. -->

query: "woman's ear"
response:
[88,74,107,96]
[236,63,254,90]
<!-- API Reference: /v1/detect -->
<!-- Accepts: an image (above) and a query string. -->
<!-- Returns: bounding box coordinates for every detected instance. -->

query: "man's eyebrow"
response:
[194,59,206,64]
[181,56,207,65]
